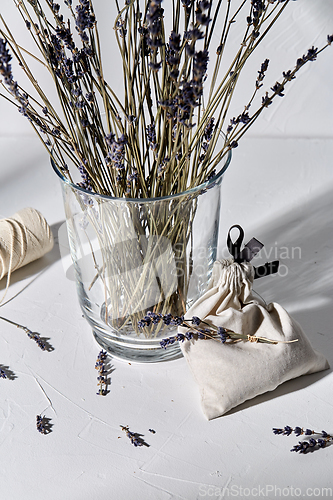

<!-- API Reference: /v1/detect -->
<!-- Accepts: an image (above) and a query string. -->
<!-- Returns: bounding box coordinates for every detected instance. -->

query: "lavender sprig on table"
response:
[138,312,297,348]
[0,315,47,350]
[120,425,147,448]
[95,350,109,396]
[25,329,46,351]
[273,426,332,454]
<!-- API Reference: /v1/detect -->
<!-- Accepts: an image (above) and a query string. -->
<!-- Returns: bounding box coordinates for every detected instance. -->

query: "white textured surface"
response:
[1,1,333,499]
[0,135,332,500]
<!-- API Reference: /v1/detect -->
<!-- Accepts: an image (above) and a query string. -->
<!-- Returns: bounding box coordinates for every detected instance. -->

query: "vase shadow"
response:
[0,220,64,290]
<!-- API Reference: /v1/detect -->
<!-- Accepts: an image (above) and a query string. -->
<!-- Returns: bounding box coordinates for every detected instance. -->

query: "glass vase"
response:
[52,153,231,362]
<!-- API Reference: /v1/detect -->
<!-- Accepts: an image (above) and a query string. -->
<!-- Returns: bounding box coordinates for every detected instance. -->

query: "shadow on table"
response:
[0,220,65,291]
[225,367,331,417]
[227,183,333,347]
[221,184,333,416]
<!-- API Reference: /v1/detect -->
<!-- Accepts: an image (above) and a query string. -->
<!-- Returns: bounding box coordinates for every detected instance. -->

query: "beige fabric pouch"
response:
[179,257,329,420]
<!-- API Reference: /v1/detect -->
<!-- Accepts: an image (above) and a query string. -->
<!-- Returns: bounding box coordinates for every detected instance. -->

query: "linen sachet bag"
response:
[179,225,329,420]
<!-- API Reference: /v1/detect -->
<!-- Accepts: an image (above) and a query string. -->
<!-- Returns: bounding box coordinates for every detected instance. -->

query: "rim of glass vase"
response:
[51,148,231,203]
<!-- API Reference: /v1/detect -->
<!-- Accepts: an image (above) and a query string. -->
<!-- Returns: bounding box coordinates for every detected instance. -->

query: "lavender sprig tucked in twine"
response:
[138,312,298,348]
[273,426,333,454]
[0,2,332,198]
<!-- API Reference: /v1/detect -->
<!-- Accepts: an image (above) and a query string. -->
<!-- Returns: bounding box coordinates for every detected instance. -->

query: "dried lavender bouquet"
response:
[1,0,331,197]
[0,1,332,337]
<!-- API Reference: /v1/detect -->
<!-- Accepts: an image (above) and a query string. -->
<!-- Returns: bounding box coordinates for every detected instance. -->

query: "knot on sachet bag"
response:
[179,225,329,420]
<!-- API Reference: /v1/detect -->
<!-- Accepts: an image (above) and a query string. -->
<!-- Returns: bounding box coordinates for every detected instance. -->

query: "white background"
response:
[1,1,333,499]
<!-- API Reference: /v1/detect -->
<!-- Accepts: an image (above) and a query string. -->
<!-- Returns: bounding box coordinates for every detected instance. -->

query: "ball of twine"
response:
[0,207,54,303]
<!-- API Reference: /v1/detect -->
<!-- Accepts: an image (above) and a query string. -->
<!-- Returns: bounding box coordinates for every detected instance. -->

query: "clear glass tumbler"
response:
[52,152,231,362]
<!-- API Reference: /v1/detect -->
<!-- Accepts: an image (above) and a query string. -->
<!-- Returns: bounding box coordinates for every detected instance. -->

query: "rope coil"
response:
[0,208,54,303]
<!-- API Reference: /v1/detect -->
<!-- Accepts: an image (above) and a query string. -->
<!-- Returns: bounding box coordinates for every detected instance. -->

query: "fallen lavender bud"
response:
[25,329,46,350]
[36,415,47,434]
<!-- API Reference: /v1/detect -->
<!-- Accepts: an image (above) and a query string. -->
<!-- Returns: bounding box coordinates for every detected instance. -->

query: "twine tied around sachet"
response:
[0,208,54,303]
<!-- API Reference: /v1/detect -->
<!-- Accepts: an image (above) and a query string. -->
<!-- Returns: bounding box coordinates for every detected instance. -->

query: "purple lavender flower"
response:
[291,441,309,454]
[146,0,164,38]
[75,0,95,41]
[160,335,178,348]
[78,159,93,191]
[55,25,75,52]
[148,61,162,72]
[63,57,77,84]
[181,0,192,15]
[36,415,47,434]
[306,46,318,62]
[146,311,162,324]
[218,327,228,343]
[50,33,64,61]
[120,425,146,447]
[25,329,46,350]
[146,121,157,151]
[0,369,7,379]
[186,28,204,43]
[282,69,296,82]
[193,49,209,83]
[105,133,128,182]
[168,31,181,53]
[196,1,211,27]
[204,117,215,142]
[0,38,26,105]
[0,38,13,82]
[262,92,272,107]
[270,81,285,97]
[317,438,327,448]
[273,426,332,453]
[191,316,201,326]
[256,58,269,89]
[95,350,109,396]
[252,0,265,28]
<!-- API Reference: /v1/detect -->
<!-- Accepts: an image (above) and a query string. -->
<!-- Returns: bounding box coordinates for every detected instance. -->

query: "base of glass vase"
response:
[92,329,183,363]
